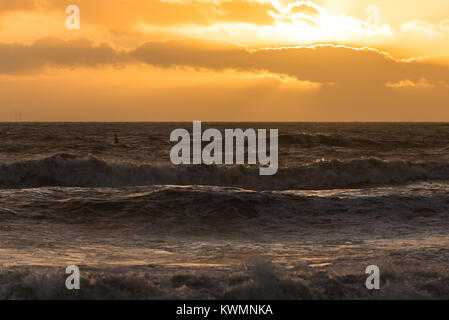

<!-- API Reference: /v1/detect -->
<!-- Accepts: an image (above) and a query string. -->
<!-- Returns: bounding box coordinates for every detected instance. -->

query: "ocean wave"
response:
[4,185,449,232]
[279,133,419,148]
[1,153,449,190]
[1,261,448,299]
[279,133,365,147]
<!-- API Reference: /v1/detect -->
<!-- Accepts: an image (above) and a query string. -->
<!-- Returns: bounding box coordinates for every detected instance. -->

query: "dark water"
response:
[1,123,449,299]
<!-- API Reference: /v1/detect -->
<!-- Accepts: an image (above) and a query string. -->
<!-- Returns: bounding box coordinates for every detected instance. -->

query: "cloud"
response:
[401,20,444,39]
[287,1,321,17]
[134,0,393,44]
[0,0,393,43]
[386,78,434,88]
[275,1,321,26]
[2,37,449,88]
[129,40,449,85]
[0,37,127,74]
[0,0,38,12]
[4,0,281,28]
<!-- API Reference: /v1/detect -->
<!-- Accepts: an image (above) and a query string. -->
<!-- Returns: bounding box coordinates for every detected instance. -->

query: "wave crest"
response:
[1,153,449,190]
[278,133,419,148]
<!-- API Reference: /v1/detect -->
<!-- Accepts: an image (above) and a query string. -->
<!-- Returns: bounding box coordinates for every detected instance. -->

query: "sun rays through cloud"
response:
[0,0,448,121]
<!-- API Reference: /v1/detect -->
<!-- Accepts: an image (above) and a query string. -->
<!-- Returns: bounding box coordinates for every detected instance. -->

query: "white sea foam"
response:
[1,153,449,190]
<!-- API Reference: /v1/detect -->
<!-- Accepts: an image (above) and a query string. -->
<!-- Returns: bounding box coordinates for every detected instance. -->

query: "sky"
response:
[0,0,449,121]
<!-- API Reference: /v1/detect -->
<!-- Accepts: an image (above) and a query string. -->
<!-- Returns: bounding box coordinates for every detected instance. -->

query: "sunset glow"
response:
[1,0,449,121]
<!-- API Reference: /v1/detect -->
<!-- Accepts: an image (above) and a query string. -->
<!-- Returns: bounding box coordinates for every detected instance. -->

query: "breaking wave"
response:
[1,153,449,190]
[2,261,448,299]
[278,133,420,148]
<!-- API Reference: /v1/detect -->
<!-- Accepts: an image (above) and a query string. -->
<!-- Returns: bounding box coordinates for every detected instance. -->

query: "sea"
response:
[1,122,449,299]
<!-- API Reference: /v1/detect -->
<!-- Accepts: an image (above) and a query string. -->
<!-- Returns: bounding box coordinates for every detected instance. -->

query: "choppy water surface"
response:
[1,123,449,299]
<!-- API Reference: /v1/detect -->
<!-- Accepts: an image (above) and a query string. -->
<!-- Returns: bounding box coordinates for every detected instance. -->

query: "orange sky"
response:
[0,0,449,121]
